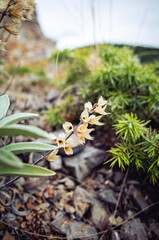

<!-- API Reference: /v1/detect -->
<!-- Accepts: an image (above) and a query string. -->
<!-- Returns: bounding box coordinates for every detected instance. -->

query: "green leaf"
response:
[0,164,56,177]
[0,113,39,127]
[0,94,10,120]
[0,148,22,168]
[2,142,57,154]
[0,124,51,139]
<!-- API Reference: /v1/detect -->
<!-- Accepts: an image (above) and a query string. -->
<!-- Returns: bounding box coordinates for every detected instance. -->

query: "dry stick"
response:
[99,165,130,240]
[113,165,130,217]
[0,200,159,239]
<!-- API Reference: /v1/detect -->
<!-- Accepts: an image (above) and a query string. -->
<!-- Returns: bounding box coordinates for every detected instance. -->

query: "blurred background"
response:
[36,0,159,49]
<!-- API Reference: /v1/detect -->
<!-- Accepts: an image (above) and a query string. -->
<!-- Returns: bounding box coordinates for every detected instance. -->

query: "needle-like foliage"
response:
[106,113,159,184]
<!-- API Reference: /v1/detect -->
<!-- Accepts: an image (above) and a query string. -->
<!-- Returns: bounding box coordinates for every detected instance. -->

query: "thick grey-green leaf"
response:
[0,113,39,127]
[0,94,10,120]
[2,142,57,154]
[0,124,51,139]
[0,148,23,168]
[0,164,56,177]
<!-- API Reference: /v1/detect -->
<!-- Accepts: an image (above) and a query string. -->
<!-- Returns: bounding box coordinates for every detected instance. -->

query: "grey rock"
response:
[47,88,60,101]
[129,186,148,210]
[98,189,117,204]
[65,178,76,190]
[50,156,63,170]
[64,145,107,181]
[113,172,123,184]
[121,218,147,240]
[51,211,98,240]
[90,198,108,229]
[73,186,92,219]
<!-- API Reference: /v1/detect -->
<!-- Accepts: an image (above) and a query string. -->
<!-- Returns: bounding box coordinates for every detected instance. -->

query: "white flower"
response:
[63,122,73,133]
[94,105,108,115]
[64,139,74,155]
[49,133,57,144]
[81,109,90,123]
[57,133,66,148]
[84,101,92,113]
[98,96,107,106]
[89,115,104,125]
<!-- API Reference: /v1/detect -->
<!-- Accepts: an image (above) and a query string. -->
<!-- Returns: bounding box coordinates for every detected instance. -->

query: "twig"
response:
[113,165,130,217]
[99,165,130,240]
[0,200,158,239]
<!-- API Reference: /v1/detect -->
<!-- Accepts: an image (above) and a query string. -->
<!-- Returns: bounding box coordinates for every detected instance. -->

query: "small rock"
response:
[64,204,75,214]
[65,178,76,190]
[113,172,123,185]
[129,186,148,210]
[47,88,60,102]
[50,156,62,170]
[51,211,98,240]
[64,145,107,181]
[73,186,92,219]
[121,218,147,240]
[98,189,117,204]
[90,198,108,229]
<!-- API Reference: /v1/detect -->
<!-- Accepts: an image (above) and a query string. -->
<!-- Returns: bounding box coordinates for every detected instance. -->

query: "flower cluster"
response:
[0,0,35,51]
[46,96,108,162]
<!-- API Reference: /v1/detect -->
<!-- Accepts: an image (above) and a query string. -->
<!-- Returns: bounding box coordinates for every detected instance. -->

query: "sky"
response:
[35,0,159,50]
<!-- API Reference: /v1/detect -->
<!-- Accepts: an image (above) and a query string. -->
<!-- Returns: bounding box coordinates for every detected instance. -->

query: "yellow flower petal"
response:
[77,123,88,132]
[46,150,59,162]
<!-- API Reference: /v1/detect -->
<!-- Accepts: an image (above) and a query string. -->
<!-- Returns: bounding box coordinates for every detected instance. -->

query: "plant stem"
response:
[113,165,130,217]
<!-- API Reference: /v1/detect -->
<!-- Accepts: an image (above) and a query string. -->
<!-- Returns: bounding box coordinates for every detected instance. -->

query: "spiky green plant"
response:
[106,113,159,184]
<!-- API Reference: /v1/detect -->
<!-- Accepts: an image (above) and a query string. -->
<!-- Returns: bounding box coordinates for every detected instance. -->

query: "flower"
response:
[77,123,88,132]
[5,22,20,35]
[89,115,104,125]
[94,105,107,115]
[64,139,73,155]
[9,4,26,21]
[63,122,73,133]
[98,96,107,106]
[76,123,94,144]
[81,109,90,123]
[57,133,66,148]
[46,150,59,162]
[49,133,57,144]
[84,101,92,113]
[0,0,10,11]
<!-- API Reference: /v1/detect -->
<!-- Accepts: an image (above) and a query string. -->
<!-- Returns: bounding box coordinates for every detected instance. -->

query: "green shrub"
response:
[106,113,159,184]
[79,45,159,125]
